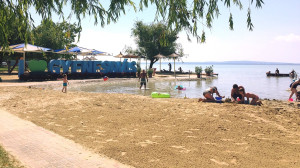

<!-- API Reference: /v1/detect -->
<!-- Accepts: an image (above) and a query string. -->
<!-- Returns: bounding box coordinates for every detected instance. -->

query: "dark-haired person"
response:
[231,84,244,102]
[139,69,148,89]
[275,68,280,75]
[199,86,224,102]
[238,88,262,105]
[289,78,300,101]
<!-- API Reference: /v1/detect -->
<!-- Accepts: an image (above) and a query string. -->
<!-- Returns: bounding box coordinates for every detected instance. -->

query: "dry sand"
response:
[0,76,300,168]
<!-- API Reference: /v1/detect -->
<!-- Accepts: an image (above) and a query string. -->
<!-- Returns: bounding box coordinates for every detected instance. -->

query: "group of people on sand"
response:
[198,84,262,105]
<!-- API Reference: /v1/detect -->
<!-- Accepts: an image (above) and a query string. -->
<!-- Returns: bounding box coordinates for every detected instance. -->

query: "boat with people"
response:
[266,70,296,78]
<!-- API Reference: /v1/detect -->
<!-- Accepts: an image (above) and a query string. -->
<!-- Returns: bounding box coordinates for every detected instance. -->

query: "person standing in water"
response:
[62,74,69,93]
[139,70,148,89]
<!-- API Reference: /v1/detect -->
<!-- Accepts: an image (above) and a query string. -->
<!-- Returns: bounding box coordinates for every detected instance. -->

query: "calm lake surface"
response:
[70,63,300,100]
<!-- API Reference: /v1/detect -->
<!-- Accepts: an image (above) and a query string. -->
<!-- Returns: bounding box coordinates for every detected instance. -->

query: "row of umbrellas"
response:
[1,43,181,77]
[0,43,108,72]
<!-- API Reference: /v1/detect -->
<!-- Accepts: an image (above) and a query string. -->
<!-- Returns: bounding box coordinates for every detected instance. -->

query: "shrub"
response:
[147,68,153,74]
[204,65,214,75]
[195,66,202,74]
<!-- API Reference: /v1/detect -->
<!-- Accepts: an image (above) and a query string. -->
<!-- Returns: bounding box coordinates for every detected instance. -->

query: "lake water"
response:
[70,62,300,100]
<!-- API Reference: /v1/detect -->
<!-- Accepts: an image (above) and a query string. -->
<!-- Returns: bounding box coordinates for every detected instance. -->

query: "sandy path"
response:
[0,85,300,167]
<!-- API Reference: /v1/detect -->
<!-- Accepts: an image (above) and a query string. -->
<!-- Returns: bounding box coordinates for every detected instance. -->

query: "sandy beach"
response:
[0,75,300,167]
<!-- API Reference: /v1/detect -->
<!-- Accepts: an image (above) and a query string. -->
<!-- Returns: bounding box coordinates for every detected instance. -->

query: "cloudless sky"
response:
[31,0,300,63]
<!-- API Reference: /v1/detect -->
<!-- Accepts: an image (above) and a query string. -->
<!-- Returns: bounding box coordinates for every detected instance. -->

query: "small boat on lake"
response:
[266,72,294,78]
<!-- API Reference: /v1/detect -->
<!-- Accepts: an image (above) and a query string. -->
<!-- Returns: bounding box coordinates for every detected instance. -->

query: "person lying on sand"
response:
[198,86,224,102]
[239,88,262,106]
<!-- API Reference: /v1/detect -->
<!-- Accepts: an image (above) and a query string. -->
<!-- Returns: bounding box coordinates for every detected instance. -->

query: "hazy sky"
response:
[32,0,300,63]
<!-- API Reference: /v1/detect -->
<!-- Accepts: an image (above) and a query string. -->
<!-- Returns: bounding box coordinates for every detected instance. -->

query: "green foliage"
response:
[131,21,180,68]
[32,19,81,50]
[195,66,203,74]
[137,66,141,73]
[147,68,153,74]
[204,65,214,75]
[147,68,153,75]
[0,145,23,168]
[0,0,264,48]
[32,19,81,61]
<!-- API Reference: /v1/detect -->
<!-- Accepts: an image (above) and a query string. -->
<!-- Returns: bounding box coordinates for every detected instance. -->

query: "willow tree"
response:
[0,0,264,49]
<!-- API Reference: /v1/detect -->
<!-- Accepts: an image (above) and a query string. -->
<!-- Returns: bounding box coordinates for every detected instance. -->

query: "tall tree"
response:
[33,19,81,50]
[0,0,264,48]
[32,19,81,61]
[131,21,181,68]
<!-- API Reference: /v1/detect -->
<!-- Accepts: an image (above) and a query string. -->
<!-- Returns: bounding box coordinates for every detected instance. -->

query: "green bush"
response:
[147,68,153,74]
[195,66,202,74]
[204,65,214,75]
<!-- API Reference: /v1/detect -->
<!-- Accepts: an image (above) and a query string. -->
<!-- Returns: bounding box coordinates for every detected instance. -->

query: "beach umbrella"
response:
[123,54,141,62]
[3,43,52,72]
[154,53,166,71]
[55,46,93,55]
[54,46,97,60]
[168,53,180,78]
[114,52,124,62]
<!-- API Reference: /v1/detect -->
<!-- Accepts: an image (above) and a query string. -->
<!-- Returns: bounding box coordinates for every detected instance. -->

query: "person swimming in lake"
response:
[61,74,69,93]
[198,86,224,102]
[238,88,262,105]
[289,78,300,101]
[139,69,148,89]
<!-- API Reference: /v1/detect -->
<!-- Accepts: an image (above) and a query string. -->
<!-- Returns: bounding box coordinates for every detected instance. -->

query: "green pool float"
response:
[151,92,170,98]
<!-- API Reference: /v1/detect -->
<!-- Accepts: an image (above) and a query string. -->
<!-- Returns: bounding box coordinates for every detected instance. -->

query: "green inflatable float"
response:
[151,92,170,98]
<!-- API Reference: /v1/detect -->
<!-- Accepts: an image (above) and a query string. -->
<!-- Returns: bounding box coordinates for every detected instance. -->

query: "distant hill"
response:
[192,61,299,65]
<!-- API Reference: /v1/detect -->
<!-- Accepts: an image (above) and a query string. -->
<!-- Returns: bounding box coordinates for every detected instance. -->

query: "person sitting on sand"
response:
[61,74,69,93]
[139,70,148,89]
[289,78,300,100]
[198,86,224,102]
[231,84,244,102]
[238,88,262,105]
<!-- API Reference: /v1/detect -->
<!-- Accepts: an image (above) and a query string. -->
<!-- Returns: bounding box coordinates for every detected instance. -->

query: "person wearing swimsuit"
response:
[62,74,69,93]
[239,88,262,105]
[139,70,148,89]
[199,86,224,102]
[289,79,300,100]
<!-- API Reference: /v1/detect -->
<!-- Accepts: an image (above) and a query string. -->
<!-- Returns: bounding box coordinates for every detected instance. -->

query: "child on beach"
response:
[61,74,69,93]
[198,86,224,102]
[238,88,262,105]
[139,70,148,89]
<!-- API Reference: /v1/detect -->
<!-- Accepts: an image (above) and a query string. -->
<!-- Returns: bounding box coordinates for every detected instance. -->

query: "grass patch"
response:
[0,145,24,168]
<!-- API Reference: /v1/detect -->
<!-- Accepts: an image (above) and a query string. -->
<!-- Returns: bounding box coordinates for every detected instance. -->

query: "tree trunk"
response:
[149,59,158,69]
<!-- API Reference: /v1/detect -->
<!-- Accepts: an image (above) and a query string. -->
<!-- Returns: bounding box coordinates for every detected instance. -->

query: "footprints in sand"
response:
[137,140,158,147]
[210,159,230,166]
[171,146,192,154]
